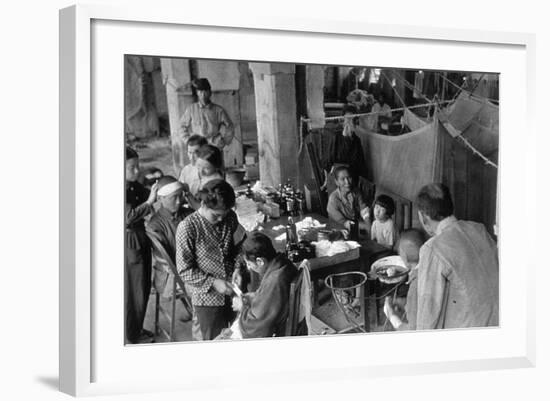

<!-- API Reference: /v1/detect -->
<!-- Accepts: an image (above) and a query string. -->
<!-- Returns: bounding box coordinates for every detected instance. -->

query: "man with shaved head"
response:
[384,228,427,330]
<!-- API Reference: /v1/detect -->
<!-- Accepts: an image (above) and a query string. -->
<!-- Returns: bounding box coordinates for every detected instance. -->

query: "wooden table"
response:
[260,213,394,332]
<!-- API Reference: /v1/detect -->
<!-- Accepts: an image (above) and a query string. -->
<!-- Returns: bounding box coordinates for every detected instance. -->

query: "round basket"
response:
[324,271,368,332]
[324,271,367,292]
[370,255,410,284]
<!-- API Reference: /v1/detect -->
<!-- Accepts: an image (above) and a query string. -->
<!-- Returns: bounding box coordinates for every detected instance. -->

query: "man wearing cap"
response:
[147,176,193,318]
[179,78,234,150]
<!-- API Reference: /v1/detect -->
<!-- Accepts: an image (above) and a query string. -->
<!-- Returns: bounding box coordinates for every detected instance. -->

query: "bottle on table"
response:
[246,183,253,198]
[285,216,298,260]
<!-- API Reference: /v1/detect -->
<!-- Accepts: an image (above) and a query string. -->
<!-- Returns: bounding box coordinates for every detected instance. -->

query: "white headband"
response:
[157,181,184,197]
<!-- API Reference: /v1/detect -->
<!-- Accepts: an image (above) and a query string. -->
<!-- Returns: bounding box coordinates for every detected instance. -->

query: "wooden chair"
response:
[146,230,192,342]
[285,264,312,337]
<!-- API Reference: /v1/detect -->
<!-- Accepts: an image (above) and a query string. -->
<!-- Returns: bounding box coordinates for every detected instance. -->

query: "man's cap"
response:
[192,78,211,91]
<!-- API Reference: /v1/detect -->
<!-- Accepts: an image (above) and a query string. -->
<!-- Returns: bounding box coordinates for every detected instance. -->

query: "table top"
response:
[259,213,391,265]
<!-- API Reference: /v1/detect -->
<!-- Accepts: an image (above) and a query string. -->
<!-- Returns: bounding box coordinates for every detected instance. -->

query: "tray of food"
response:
[370,255,410,284]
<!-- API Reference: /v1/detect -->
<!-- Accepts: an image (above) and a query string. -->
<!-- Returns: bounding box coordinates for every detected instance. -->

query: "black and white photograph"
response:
[124,56,499,344]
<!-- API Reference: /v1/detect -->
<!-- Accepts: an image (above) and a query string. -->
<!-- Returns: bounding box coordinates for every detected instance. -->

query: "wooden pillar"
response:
[249,63,299,187]
[306,65,326,129]
[160,58,192,175]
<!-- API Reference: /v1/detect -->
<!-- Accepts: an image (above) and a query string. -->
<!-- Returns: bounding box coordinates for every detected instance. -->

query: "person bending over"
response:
[232,232,299,338]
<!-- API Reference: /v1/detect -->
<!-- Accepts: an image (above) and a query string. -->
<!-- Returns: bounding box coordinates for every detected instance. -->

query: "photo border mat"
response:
[59,4,536,397]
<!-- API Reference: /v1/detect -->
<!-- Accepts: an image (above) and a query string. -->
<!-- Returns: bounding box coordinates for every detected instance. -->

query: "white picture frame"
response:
[59,4,536,397]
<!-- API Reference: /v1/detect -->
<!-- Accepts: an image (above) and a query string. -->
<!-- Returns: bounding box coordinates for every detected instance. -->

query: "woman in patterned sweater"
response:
[175,179,245,340]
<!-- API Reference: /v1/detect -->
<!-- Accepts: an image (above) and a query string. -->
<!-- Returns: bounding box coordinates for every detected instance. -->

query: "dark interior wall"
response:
[441,135,498,236]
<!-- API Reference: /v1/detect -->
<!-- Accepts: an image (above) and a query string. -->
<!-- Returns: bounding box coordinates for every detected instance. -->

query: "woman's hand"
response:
[212,278,234,296]
[147,182,159,205]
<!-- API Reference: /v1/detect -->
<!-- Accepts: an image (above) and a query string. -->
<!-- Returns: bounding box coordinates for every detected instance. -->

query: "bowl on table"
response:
[370,255,410,284]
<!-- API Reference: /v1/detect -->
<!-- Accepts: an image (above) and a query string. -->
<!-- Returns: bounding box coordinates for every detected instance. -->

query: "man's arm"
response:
[416,247,450,330]
[178,106,193,144]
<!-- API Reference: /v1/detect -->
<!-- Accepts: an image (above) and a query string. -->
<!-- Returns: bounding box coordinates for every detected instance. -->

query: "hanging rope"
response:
[299,71,498,171]
[391,71,434,104]
[435,72,499,104]
[455,133,498,169]
[300,100,454,124]
[381,71,406,107]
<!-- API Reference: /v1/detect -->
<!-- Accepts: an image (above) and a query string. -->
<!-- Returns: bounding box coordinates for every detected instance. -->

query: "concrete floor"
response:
[137,286,394,344]
[140,292,195,343]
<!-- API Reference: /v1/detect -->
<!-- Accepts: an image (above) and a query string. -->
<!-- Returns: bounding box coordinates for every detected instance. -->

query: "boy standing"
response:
[178,134,208,197]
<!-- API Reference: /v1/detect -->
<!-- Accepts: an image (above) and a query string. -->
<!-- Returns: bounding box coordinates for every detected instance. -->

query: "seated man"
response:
[326,165,371,237]
[231,232,299,338]
[146,176,192,319]
[383,228,427,330]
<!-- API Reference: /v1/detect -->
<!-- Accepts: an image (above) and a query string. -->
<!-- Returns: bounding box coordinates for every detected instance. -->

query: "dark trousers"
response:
[125,242,152,344]
[195,302,235,340]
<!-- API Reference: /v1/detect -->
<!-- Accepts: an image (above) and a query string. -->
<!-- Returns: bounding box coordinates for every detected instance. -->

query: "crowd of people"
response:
[124,77,499,344]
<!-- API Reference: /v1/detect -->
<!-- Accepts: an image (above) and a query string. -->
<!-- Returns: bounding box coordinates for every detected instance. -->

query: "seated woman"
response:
[231,232,299,338]
[186,144,225,209]
[326,165,371,237]
[321,104,369,198]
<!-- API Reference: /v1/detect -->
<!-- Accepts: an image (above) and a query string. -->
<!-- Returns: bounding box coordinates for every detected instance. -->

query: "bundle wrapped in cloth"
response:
[235,196,264,232]
[312,240,360,258]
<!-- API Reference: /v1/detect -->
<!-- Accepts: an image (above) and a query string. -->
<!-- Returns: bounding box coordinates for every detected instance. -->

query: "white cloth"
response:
[157,181,184,197]
[368,102,392,132]
[297,260,313,335]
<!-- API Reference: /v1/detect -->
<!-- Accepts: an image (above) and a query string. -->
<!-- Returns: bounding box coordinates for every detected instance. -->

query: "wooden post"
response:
[160,58,193,175]
[249,63,299,187]
[306,65,326,129]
